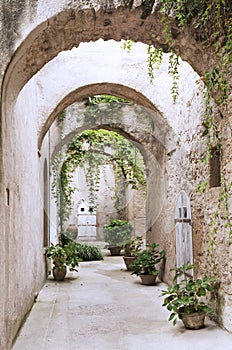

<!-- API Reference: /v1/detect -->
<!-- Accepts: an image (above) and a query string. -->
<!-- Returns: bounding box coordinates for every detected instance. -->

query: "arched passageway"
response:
[0,2,231,349]
[49,100,169,246]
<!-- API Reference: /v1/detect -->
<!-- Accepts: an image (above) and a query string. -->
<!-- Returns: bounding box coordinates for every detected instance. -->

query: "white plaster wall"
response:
[1,79,47,345]
[33,40,204,147]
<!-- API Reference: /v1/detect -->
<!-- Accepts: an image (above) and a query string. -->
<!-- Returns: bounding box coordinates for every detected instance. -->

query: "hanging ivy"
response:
[158,0,231,107]
[123,40,179,102]
[52,124,146,227]
[139,1,232,248]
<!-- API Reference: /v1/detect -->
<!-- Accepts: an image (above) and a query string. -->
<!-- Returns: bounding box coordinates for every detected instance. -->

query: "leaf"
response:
[169,313,176,321]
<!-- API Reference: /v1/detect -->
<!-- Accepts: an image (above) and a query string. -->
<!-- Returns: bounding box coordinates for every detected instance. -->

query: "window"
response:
[209,147,221,188]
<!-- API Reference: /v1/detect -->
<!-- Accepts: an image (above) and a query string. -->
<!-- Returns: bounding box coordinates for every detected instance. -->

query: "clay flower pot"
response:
[52,266,67,281]
[123,256,137,271]
[139,274,158,285]
[181,312,206,330]
[108,245,122,256]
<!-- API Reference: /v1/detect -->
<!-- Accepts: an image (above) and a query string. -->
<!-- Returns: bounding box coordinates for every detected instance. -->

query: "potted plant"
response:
[161,262,215,329]
[104,218,132,255]
[122,236,143,271]
[46,242,79,281]
[130,243,165,285]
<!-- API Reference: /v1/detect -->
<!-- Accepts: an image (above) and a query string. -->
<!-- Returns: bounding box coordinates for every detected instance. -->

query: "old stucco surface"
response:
[0,2,232,349]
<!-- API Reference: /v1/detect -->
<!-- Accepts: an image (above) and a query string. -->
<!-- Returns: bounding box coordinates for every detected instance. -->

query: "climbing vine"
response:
[220,179,232,242]
[124,1,231,106]
[142,0,232,246]
[52,114,146,228]
[83,94,131,123]
[123,41,179,102]
[158,0,231,107]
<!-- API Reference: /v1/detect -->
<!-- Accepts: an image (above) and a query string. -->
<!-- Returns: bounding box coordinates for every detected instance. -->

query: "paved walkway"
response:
[13,254,232,350]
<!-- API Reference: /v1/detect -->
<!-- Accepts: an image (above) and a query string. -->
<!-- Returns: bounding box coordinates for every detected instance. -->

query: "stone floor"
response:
[13,254,232,350]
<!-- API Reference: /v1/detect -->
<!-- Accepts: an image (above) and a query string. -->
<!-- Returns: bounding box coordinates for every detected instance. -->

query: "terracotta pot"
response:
[66,225,78,240]
[108,246,121,256]
[123,256,137,271]
[139,274,158,285]
[181,312,206,330]
[52,266,67,281]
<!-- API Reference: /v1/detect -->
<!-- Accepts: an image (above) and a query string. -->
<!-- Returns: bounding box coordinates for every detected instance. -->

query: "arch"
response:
[50,99,176,165]
[2,2,213,105]
[50,117,163,239]
[38,82,170,151]
[10,40,203,164]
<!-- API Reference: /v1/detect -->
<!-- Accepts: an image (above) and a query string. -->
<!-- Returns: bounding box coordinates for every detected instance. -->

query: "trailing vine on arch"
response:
[52,112,146,228]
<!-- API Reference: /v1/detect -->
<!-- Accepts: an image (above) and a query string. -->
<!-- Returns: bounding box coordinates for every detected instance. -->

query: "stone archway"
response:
[49,99,169,244]
[0,2,228,348]
[1,34,207,347]
[1,1,214,103]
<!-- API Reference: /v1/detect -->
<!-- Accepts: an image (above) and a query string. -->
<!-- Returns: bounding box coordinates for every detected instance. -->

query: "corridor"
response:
[13,255,232,350]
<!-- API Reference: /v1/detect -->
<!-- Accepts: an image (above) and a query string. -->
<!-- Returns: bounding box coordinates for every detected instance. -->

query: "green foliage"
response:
[201,74,222,164]
[168,51,179,102]
[52,126,146,224]
[161,263,215,326]
[220,179,232,242]
[75,243,103,261]
[122,39,134,52]
[122,236,143,257]
[85,94,131,106]
[123,40,179,102]
[46,242,79,272]
[104,219,132,246]
[83,95,131,124]
[60,233,103,261]
[63,241,81,271]
[130,243,165,276]
[147,45,163,82]
[158,0,231,107]
[157,0,232,247]
[195,181,208,193]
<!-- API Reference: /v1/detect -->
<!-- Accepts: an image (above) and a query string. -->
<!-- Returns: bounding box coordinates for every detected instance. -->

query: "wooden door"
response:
[175,190,194,277]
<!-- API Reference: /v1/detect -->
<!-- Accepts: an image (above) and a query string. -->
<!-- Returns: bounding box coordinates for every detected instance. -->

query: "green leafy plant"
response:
[161,263,215,326]
[75,243,103,261]
[52,125,146,230]
[60,233,103,261]
[104,219,132,247]
[122,236,143,257]
[63,241,80,271]
[46,242,79,272]
[130,243,165,276]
